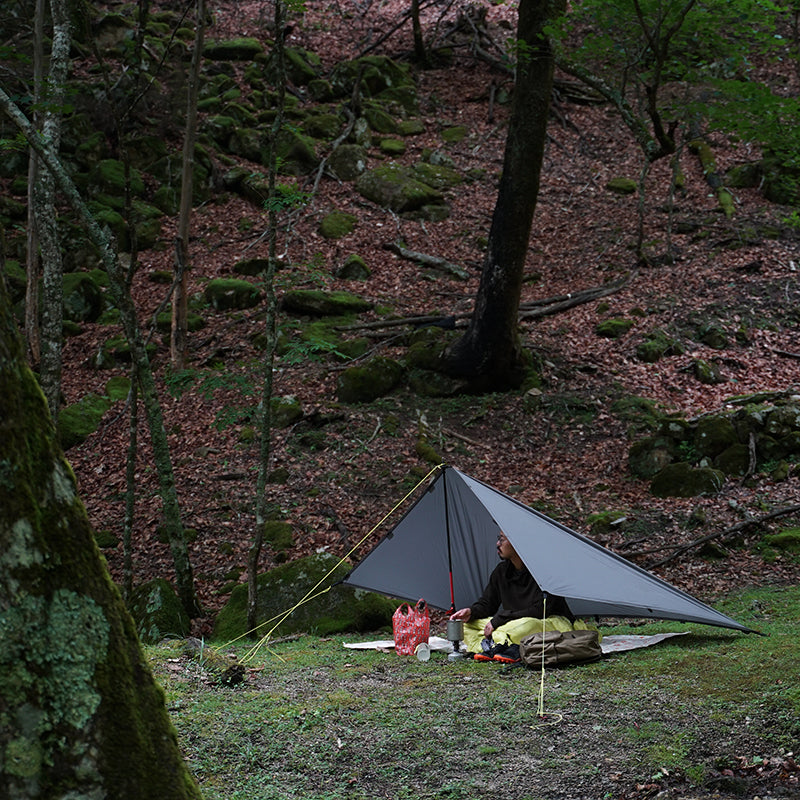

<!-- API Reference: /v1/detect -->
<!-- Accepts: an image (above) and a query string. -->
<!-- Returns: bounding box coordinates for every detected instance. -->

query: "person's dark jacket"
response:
[469,560,574,629]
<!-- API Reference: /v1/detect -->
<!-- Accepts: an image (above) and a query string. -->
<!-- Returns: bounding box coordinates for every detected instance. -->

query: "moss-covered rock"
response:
[281,289,372,316]
[762,528,800,555]
[57,393,113,450]
[275,128,319,175]
[356,164,444,213]
[691,358,725,385]
[410,162,463,190]
[407,368,466,398]
[328,144,369,181]
[336,254,371,280]
[62,272,104,323]
[694,417,738,458]
[104,376,131,402]
[441,125,467,144]
[605,177,637,195]
[233,257,271,276]
[204,37,264,60]
[319,210,357,239]
[650,462,725,497]
[635,329,684,363]
[628,436,678,480]
[89,159,145,197]
[213,553,396,640]
[337,356,405,403]
[2,259,26,305]
[204,278,263,311]
[714,443,750,476]
[304,112,342,140]
[379,138,406,155]
[128,579,191,644]
[596,318,635,338]
[329,55,414,99]
[272,395,304,428]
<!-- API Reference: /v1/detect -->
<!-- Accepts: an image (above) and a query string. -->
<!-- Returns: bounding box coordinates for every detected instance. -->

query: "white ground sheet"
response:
[343,631,688,654]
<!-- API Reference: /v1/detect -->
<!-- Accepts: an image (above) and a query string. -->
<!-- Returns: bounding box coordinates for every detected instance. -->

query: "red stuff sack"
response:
[392,599,430,655]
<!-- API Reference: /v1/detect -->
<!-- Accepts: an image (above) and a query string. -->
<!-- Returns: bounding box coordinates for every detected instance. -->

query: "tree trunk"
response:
[36,0,72,420]
[0,85,201,619]
[247,0,287,638]
[0,276,202,800]
[172,0,206,369]
[24,0,46,368]
[441,0,564,391]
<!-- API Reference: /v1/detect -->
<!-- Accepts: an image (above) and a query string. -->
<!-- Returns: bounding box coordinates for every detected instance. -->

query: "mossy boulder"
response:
[337,356,405,403]
[628,436,678,480]
[213,553,396,640]
[328,144,369,181]
[764,405,800,437]
[304,112,343,140]
[204,278,263,310]
[272,395,304,428]
[635,329,684,363]
[329,55,414,98]
[364,106,397,134]
[379,138,406,156]
[714,443,751,476]
[650,463,725,497]
[441,125,467,144]
[204,37,264,60]
[336,254,371,280]
[233,257,271,276]
[2,259,26,305]
[694,417,738,458]
[407,369,466,398]
[128,578,191,644]
[596,318,635,338]
[89,159,145,197]
[319,210,357,239]
[57,392,113,449]
[275,128,319,175]
[281,289,372,316]
[410,162,463,190]
[762,528,800,555]
[356,164,444,213]
[605,177,637,195]
[405,326,449,370]
[62,272,104,323]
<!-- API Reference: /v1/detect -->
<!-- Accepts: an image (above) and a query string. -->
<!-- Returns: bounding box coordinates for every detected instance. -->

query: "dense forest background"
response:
[2,0,800,636]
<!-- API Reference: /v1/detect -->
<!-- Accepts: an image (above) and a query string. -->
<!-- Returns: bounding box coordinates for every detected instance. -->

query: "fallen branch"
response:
[335,273,635,332]
[384,241,471,280]
[634,504,800,569]
[518,271,635,320]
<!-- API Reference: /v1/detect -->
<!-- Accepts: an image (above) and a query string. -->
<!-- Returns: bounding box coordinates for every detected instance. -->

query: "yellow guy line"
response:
[223,463,446,663]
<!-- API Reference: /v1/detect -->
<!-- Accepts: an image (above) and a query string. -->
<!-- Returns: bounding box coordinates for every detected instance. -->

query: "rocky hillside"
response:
[2,1,800,632]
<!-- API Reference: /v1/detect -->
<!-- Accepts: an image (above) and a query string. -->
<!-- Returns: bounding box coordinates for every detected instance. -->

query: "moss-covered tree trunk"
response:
[37,0,71,419]
[0,277,202,799]
[441,0,565,391]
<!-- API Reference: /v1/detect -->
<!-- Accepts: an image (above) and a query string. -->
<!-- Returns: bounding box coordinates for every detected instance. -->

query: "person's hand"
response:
[450,607,471,622]
[483,621,494,638]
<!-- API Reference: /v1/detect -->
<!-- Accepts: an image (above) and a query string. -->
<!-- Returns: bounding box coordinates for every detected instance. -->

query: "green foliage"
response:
[554,0,795,164]
[263,181,312,213]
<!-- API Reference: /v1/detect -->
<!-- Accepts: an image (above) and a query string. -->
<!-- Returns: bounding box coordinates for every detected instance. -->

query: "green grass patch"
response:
[150,585,800,799]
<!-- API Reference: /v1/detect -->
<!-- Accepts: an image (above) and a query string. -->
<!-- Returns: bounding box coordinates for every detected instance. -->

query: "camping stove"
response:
[446,619,465,661]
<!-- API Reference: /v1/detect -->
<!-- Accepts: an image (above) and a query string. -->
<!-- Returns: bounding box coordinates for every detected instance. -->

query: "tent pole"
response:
[442,465,455,614]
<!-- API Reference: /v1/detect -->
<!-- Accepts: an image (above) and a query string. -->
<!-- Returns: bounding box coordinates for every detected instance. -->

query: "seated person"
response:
[449,531,595,657]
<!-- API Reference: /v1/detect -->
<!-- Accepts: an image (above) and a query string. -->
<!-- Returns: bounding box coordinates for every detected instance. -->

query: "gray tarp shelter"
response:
[344,465,756,633]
